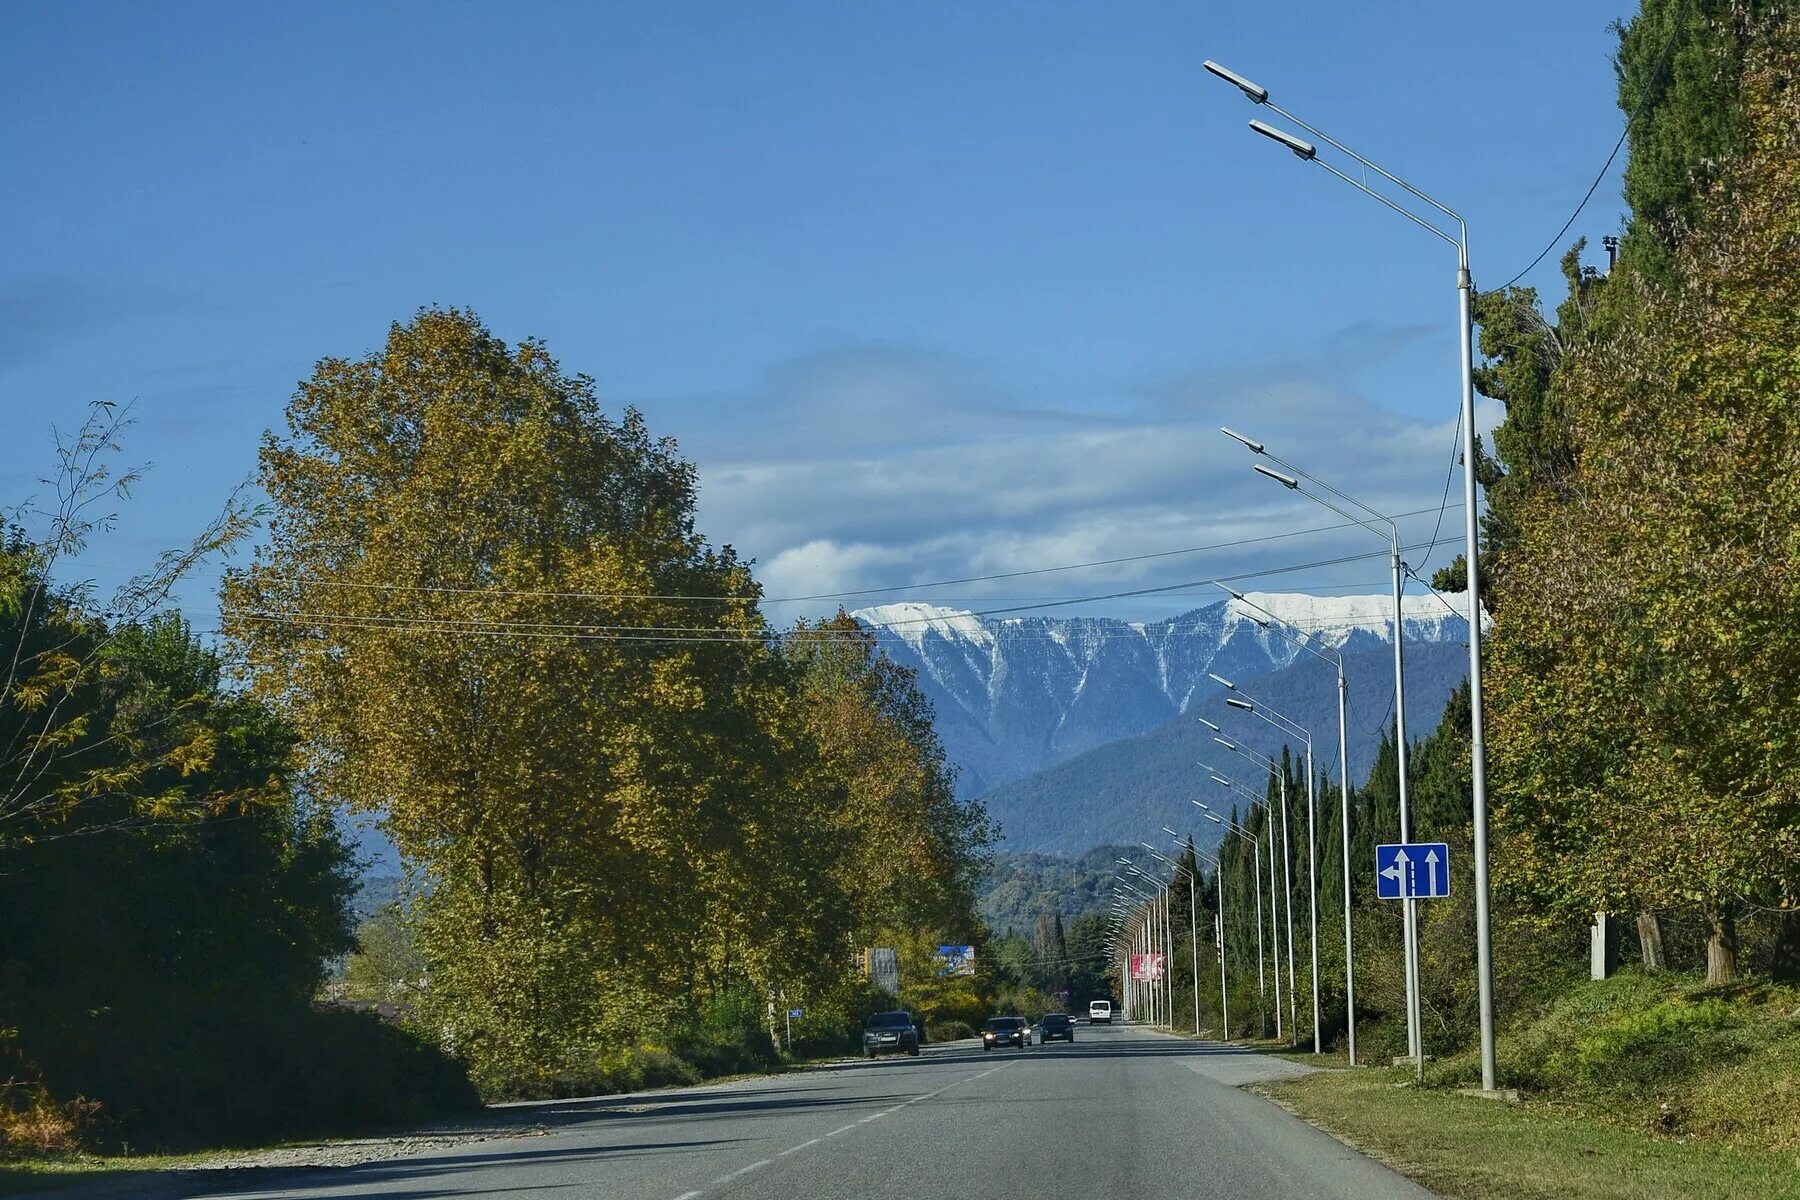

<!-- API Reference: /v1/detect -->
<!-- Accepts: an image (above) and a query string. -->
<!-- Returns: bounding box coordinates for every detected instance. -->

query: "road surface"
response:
[201,1024,1433,1199]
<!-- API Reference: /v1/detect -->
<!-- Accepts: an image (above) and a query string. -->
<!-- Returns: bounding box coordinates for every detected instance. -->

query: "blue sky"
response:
[3,1,1635,626]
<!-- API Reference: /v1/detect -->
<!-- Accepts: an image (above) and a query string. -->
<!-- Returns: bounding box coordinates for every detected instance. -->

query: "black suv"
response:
[1036,1012,1074,1043]
[862,1010,921,1058]
[981,1016,1030,1050]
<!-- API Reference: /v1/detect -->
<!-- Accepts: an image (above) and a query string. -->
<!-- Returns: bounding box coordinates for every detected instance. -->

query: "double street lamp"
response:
[1194,792,1273,1037]
[1204,57,1497,1089]
[1206,688,1322,1054]
[1217,586,1359,1064]
[1162,826,1231,1038]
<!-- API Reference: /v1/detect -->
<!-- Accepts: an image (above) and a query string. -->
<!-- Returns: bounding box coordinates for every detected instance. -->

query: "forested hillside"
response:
[980,639,1467,855]
[978,845,1162,936]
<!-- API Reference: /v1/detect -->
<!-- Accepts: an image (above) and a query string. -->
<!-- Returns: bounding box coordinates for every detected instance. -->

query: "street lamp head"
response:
[1196,715,1222,732]
[1249,118,1316,160]
[1202,60,1269,104]
[1214,736,1237,750]
[1226,696,1256,711]
[1208,671,1237,690]
[1253,462,1301,489]
[1161,826,1180,838]
[1209,774,1233,788]
[1219,426,1266,454]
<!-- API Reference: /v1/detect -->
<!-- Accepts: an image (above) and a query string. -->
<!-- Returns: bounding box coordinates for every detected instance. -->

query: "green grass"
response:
[0,1153,205,1196]
[1262,1068,1800,1200]
[1421,970,1800,1151]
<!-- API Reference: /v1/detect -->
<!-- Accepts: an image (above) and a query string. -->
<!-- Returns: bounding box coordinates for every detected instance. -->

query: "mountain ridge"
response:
[852,591,1471,801]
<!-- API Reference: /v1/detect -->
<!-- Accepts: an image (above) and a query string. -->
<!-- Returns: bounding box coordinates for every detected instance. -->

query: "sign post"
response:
[785,1006,802,1048]
[1374,842,1451,1080]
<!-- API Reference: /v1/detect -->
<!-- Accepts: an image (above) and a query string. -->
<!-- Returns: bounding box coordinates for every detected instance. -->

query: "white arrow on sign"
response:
[1424,848,1442,896]
[1381,848,1409,892]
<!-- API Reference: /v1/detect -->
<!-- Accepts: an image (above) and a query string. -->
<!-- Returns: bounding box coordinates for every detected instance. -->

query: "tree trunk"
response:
[1636,911,1667,970]
[1772,909,1800,983]
[1705,904,1738,985]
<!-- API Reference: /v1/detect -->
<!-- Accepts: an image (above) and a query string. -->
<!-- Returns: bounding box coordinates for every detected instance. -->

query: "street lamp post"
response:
[1204,57,1497,1090]
[1205,699,1321,1055]
[1206,693,1301,1046]
[1221,437,1424,1064]
[1215,587,1358,1063]
[1164,827,1229,1039]
[1202,767,1285,1040]
[1147,843,1203,1035]
[1193,801,1267,1036]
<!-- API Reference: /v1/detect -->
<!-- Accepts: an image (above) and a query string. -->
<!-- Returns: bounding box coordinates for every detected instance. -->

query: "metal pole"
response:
[1164,887,1175,1029]
[1338,669,1357,1065]
[1189,867,1201,1035]
[1392,537,1422,1062]
[1461,249,1499,1092]
[1216,863,1229,1037]
[1252,836,1266,1035]
[1278,772,1297,1044]
[1305,741,1321,1053]
[1267,824,1283,1040]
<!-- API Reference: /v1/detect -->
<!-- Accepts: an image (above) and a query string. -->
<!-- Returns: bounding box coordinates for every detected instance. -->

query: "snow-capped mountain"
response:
[852,592,1471,801]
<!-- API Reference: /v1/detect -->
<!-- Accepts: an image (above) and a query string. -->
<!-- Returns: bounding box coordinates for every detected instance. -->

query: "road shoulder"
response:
[1258,1067,1800,1200]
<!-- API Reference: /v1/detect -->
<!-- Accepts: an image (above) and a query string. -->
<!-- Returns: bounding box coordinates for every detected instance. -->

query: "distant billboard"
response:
[869,947,900,996]
[1129,952,1166,982]
[936,944,976,977]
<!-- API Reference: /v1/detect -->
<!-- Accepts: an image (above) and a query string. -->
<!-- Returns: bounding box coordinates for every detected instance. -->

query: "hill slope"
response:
[977,640,1467,856]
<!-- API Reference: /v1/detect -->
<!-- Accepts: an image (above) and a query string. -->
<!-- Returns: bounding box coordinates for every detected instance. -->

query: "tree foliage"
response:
[1489,17,1800,981]
[226,310,991,1093]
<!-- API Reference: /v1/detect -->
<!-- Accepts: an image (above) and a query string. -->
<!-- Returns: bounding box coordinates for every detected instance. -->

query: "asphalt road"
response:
[201,1024,1434,1200]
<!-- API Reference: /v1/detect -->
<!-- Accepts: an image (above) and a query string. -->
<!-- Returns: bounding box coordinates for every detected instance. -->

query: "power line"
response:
[221,535,1466,647]
[1497,0,1693,290]
[237,503,1463,607]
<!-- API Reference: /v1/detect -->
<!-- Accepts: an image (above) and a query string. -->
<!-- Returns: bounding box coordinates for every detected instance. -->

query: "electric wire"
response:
[1497,0,1693,290]
[237,503,1463,607]
[221,535,1466,646]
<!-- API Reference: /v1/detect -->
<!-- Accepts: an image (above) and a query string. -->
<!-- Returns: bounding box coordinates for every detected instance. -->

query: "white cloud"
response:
[665,340,1481,621]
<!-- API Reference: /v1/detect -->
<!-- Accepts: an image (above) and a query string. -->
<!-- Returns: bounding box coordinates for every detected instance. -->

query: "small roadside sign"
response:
[787,1007,804,1019]
[1375,842,1451,900]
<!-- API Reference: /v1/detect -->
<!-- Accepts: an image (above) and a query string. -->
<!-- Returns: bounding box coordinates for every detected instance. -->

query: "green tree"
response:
[1489,27,1800,982]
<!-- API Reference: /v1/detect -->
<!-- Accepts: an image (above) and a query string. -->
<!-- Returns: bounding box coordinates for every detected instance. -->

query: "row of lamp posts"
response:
[1106,58,1499,1091]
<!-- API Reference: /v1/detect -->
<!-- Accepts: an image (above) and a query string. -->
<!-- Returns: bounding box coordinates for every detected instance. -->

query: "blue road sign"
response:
[787,1008,804,1019]
[1375,842,1451,900]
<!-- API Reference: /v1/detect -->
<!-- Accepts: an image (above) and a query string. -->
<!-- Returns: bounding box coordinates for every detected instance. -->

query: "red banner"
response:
[1129,952,1165,981]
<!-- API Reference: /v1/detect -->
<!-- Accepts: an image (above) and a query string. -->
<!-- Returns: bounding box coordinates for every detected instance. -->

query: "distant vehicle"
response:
[1037,1012,1074,1043]
[862,1010,921,1058]
[982,1016,1031,1050]
[1088,999,1113,1024]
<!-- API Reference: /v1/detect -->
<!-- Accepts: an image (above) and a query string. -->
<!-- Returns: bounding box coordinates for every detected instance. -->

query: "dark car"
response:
[863,1010,921,1058]
[1037,1012,1074,1043]
[982,1016,1030,1051]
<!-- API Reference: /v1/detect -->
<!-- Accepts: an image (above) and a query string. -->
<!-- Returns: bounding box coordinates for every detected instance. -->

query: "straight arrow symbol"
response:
[1424,847,1441,897]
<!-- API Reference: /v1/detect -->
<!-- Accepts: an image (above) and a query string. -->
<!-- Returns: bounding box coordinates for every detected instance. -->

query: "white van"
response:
[1088,999,1113,1025]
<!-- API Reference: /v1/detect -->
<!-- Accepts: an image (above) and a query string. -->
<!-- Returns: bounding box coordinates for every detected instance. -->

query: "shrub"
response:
[926,1019,974,1042]
[0,1082,98,1158]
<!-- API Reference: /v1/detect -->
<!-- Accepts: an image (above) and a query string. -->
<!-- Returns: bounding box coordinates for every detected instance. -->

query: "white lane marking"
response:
[661,1059,1014,1200]
[716,1158,772,1183]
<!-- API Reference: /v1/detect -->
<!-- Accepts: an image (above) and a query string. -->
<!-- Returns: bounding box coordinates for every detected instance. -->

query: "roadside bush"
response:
[0,1081,98,1158]
[926,1019,974,1042]
[21,1004,479,1154]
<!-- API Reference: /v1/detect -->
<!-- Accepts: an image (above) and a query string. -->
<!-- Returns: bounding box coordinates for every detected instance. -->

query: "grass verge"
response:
[1261,1067,1800,1200]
